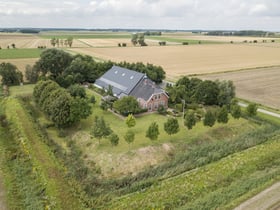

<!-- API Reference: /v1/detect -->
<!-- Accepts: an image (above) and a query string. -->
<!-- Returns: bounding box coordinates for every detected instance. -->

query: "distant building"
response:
[94,66,168,111]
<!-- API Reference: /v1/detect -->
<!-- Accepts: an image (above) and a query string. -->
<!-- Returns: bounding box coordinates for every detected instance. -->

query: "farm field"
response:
[0,33,89,48]
[0,58,38,74]
[70,43,280,80]
[199,66,280,109]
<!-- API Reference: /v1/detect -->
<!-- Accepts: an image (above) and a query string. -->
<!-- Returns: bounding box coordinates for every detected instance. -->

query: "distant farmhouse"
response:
[94,66,168,111]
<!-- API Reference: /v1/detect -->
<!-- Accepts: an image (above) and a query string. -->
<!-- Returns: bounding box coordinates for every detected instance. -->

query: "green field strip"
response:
[4,98,83,210]
[0,48,43,59]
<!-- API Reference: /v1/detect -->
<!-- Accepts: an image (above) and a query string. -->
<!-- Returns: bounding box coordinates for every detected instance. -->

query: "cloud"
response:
[0,0,280,30]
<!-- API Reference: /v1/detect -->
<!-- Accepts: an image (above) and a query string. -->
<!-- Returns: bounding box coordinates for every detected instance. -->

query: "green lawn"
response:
[9,84,35,96]
[0,48,43,59]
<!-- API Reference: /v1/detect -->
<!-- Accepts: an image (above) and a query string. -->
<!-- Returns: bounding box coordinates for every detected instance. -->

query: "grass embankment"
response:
[0,48,43,59]
[107,136,280,209]
[1,97,82,209]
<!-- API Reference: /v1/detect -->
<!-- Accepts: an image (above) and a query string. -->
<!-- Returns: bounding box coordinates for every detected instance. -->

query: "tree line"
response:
[50,37,73,47]
[33,80,92,127]
[22,49,165,87]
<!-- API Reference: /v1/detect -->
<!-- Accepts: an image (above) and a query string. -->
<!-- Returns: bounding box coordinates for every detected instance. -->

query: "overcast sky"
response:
[1,0,279,31]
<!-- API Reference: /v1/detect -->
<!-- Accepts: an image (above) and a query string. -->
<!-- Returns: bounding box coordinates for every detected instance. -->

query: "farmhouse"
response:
[94,66,168,111]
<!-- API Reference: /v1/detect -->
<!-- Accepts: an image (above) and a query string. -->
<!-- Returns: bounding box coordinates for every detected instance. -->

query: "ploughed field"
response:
[199,66,280,109]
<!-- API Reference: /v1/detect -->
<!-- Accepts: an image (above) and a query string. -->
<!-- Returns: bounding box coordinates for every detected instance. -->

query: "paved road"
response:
[234,182,280,210]
[238,102,280,118]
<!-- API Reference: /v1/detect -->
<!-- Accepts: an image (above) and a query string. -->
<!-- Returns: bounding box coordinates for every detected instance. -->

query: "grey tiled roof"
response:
[94,66,144,96]
[130,78,165,101]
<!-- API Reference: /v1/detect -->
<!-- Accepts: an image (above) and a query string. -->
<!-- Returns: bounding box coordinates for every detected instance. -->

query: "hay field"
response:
[70,44,280,80]
[0,58,38,73]
[199,66,280,109]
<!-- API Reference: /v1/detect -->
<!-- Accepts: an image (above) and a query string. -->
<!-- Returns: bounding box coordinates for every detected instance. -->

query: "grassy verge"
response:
[0,48,43,59]
[3,97,83,209]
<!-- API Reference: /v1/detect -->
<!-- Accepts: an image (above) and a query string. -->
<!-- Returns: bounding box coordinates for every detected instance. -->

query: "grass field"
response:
[0,48,43,59]
[199,66,280,109]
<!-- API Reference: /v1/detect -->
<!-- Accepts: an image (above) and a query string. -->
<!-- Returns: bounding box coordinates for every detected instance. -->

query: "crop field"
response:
[0,33,89,48]
[0,58,38,74]
[70,43,280,80]
[162,32,279,43]
[199,66,280,109]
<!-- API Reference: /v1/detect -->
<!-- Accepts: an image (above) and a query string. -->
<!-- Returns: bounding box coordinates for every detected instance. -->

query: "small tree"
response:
[91,116,112,144]
[203,110,216,127]
[231,104,241,119]
[184,111,196,130]
[146,122,160,140]
[124,130,135,148]
[217,105,229,123]
[109,133,119,146]
[125,114,136,128]
[246,103,257,116]
[164,118,180,135]
[90,95,96,104]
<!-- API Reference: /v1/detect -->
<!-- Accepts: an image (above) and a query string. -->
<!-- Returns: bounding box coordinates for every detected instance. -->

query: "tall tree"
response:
[195,80,219,105]
[164,118,180,135]
[146,122,160,140]
[0,62,23,85]
[25,64,39,84]
[67,84,86,98]
[67,37,73,47]
[125,114,136,128]
[216,80,235,106]
[36,49,73,79]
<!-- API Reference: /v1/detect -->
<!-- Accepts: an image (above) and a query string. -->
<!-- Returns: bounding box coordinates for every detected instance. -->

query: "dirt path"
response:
[234,182,280,210]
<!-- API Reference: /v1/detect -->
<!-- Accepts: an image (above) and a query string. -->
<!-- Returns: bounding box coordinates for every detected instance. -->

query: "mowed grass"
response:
[0,48,43,59]
[9,84,35,96]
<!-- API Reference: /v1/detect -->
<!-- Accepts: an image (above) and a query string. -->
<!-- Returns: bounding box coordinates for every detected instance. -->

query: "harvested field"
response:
[163,33,279,43]
[70,44,280,80]
[0,58,38,73]
[0,34,88,48]
[199,66,280,109]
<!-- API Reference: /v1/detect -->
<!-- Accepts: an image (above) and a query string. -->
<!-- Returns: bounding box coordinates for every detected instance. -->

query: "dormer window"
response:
[122,73,125,76]
[115,71,118,74]
[130,76,134,79]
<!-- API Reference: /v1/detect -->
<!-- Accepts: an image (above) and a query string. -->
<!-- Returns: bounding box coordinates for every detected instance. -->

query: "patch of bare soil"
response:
[93,143,174,178]
[234,182,280,210]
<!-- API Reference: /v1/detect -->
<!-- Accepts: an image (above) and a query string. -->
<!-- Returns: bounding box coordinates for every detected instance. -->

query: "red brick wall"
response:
[146,93,168,111]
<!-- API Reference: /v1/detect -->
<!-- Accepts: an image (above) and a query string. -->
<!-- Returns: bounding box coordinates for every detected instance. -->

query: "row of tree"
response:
[131,33,147,46]
[50,37,73,47]
[33,80,92,127]
[167,76,235,106]
[24,49,165,87]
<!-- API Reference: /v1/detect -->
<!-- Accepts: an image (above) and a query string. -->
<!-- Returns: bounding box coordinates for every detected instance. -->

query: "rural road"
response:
[234,182,280,210]
[238,102,280,118]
